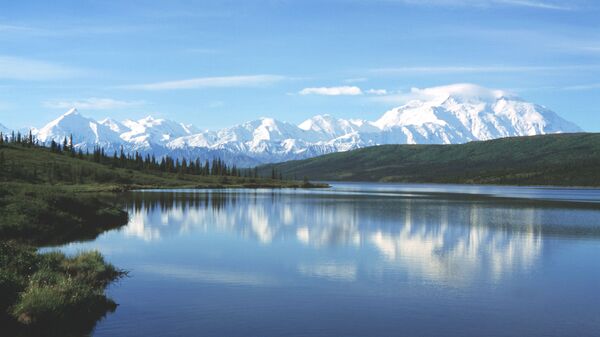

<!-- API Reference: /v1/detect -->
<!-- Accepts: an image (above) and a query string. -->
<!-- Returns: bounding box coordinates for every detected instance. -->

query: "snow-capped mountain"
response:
[36,108,124,151]
[8,84,583,166]
[119,116,198,151]
[371,84,581,144]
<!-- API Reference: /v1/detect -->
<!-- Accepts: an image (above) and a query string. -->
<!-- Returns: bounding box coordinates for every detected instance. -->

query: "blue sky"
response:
[1,0,599,130]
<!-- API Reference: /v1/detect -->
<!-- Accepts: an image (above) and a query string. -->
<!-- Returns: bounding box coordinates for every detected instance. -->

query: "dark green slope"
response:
[0,143,311,189]
[259,133,600,187]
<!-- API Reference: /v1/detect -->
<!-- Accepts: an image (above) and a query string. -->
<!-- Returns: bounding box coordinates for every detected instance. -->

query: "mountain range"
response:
[0,84,582,166]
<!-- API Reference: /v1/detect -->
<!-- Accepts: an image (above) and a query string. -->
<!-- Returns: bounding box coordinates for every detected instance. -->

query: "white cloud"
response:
[123,75,286,90]
[410,83,509,100]
[366,89,388,95]
[370,83,512,104]
[43,97,145,110]
[298,86,390,97]
[0,56,86,80]
[299,86,363,96]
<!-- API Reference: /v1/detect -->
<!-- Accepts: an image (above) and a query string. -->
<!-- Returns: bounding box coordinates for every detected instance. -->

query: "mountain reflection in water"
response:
[118,190,560,285]
[55,185,600,337]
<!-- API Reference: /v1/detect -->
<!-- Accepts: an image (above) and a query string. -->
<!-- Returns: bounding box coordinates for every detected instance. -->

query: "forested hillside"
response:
[259,133,600,187]
[0,132,306,189]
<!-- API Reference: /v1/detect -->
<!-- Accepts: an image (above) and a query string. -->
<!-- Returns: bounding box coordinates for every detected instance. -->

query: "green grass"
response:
[259,133,600,187]
[0,183,129,246]
[0,242,125,336]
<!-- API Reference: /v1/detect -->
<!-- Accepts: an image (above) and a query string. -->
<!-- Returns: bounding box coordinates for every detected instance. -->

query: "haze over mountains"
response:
[1,84,582,166]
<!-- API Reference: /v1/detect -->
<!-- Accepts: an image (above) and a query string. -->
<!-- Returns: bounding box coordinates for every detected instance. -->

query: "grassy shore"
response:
[1,242,126,337]
[0,184,129,336]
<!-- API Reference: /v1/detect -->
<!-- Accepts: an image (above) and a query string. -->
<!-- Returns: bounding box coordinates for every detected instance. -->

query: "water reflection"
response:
[372,200,545,283]
[111,190,600,285]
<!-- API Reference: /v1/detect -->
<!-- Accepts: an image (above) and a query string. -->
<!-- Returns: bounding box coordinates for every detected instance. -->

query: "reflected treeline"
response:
[125,190,238,213]
[116,190,600,284]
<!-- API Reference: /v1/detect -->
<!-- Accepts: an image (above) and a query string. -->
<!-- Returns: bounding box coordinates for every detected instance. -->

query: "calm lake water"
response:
[57,183,600,337]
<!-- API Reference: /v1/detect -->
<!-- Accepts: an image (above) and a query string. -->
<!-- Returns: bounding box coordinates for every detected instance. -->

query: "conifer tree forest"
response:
[0,130,285,182]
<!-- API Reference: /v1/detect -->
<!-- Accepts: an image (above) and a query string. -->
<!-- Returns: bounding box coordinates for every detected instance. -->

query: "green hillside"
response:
[0,143,313,189]
[259,133,600,187]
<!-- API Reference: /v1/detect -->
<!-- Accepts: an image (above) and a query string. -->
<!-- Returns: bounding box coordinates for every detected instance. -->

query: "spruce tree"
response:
[69,134,75,156]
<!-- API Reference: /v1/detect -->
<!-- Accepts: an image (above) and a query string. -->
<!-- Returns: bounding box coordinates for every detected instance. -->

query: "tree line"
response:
[0,130,284,180]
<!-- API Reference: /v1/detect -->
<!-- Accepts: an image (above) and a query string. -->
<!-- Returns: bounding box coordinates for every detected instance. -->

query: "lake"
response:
[56,183,600,336]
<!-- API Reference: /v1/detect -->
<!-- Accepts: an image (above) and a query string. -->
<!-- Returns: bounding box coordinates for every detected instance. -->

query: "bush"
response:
[0,241,125,335]
[12,276,118,326]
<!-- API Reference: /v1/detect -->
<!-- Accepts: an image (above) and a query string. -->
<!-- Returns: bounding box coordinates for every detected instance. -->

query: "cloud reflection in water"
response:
[118,191,552,285]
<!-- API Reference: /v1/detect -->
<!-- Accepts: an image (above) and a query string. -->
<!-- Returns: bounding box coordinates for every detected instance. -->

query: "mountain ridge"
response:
[0,84,582,166]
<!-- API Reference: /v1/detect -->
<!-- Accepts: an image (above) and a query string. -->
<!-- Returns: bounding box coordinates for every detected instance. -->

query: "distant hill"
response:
[258,133,600,187]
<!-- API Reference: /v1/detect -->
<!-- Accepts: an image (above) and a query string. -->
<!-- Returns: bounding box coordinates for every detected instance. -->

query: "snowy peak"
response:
[215,117,298,145]
[36,108,122,147]
[99,118,130,133]
[299,115,350,136]
[251,118,298,142]
[64,107,79,116]
[299,114,380,142]
[120,116,197,147]
[0,123,9,134]
[373,84,581,143]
